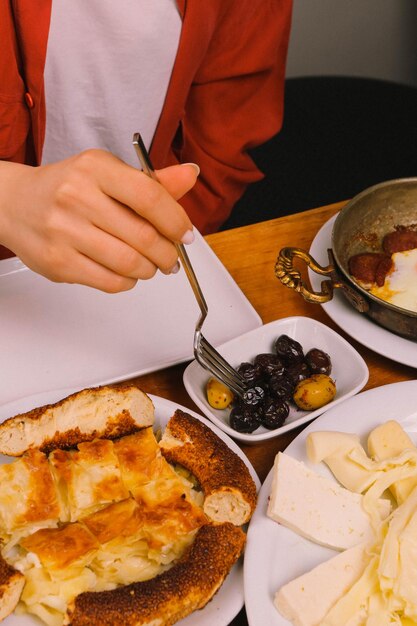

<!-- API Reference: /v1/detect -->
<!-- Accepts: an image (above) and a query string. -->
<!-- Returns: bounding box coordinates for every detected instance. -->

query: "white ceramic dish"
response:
[0,231,261,407]
[183,316,368,444]
[0,389,260,626]
[243,379,417,626]
[309,213,417,368]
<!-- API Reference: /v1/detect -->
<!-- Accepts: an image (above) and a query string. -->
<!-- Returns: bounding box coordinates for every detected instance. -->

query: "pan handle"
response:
[275,247,342,304]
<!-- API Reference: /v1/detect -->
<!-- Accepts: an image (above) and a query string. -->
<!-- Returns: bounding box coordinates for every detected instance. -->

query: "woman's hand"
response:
[0,150,198,292]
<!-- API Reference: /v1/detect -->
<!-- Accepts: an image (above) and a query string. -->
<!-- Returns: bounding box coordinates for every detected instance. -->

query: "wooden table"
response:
[126,201,416,625]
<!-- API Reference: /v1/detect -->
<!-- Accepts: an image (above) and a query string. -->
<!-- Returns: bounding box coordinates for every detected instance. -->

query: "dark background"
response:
[222,76,417,230]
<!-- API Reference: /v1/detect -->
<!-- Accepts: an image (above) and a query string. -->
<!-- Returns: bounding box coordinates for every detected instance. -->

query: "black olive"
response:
[274,334,304,365]
[229,405,262,433]
[261,399,290,430]
[254,353,285,377]
[236,396,264,421]
[237,362,263,386]
[242,386,265,407]
[268,375,294,401]
[305,348,332,375]
[286,361,311,384]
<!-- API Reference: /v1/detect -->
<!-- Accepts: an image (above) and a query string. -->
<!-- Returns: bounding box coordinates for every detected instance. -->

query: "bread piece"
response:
[0,554,25,622]
[0,385,154,456]
[0,448,62,537]
[66,522,246,626]
[20,522,99,571]
[159,410,257,525]
[49,439,129,521]
[113,428,178,491]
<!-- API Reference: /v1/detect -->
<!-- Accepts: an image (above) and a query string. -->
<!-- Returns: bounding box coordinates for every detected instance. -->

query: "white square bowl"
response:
[183,316,369,444]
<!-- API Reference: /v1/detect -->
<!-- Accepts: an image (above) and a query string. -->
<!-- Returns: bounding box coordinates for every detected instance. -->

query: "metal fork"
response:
[132,133,247,397]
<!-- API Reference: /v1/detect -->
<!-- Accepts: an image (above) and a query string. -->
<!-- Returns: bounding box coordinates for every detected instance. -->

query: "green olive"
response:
[293,374,336,411]
[206,377,234,410]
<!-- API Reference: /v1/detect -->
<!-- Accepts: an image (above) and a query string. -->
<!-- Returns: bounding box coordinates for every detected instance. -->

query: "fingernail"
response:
[170,261,180,274]
[181,228,195,245]
[182,162,200,176]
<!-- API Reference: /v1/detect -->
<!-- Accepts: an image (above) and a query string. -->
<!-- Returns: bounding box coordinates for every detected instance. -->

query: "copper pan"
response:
[275,178,417,340]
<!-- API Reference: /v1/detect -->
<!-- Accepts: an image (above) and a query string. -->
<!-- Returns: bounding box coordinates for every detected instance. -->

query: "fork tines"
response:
[196,336,247,397]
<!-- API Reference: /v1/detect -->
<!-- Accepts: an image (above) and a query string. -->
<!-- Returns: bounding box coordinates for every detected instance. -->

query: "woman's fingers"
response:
[72,192,181,273]
[155,163,200,200]
[42,173,184,275]
[0,152,199,292]
[70,218,180,279]
[89,151,197,242]
[52,249,140,293]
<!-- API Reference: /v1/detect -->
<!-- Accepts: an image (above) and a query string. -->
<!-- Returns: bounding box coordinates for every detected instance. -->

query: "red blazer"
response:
[1,0,292,234]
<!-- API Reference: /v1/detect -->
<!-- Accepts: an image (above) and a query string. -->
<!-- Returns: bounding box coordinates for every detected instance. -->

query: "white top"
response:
[42,0,182,167]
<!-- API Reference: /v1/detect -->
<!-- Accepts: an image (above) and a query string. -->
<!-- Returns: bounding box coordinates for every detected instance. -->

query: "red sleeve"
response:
[169,0,293,234]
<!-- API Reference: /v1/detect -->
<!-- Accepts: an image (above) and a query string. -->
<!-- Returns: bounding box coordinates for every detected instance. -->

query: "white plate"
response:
[309,214,417,368]
[0,232,261,407]
[183,316,368,444]
[243,380,417,626]
[0,389,260,626]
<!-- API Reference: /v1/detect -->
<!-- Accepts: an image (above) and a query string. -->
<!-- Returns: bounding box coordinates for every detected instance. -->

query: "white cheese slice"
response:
[367,420,417,504]
[396,511,417,614]
[267,452,391,550]
[306,431,362,464]
[320,557,379,626]
[275,542,370,626]
[306,431,379,493]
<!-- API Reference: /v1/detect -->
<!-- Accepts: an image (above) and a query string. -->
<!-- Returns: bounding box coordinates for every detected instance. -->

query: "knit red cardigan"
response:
[1,0,292,235]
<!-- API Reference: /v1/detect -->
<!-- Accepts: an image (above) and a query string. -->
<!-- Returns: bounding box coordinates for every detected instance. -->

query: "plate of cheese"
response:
[244,380,417,626]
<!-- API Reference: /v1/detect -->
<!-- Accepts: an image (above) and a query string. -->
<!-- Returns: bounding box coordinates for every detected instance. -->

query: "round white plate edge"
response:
[309,214,417,368]
[243,379,417,626]
[0,388,260,626]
